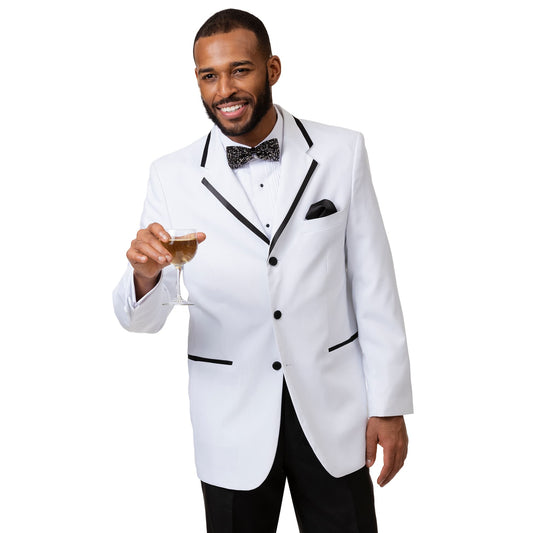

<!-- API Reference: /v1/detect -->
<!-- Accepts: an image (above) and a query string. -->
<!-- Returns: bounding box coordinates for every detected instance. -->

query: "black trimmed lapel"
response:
[269,108,318,255]
[198,107,318,252]
[200,129,270,245]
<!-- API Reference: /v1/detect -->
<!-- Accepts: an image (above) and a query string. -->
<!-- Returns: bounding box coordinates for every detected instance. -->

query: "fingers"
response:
[150,225,206,245]
[180,231,207,243]
[128,231,171,266]
[148,222,171,243]
[126,224,207,271]
[365,421,378,468]
[126,224,172,278]
[377,441,406,487]
[366,416,408,487]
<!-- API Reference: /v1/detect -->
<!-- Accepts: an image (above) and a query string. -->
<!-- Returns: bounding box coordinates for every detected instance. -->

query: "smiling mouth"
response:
[220,104,243,112]
[216,101,249,119]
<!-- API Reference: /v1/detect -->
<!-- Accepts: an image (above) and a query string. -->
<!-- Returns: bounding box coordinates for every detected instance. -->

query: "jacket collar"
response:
[200,106,318,254]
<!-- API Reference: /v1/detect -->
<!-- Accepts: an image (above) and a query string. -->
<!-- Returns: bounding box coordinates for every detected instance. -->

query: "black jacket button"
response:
[272,361,282,370]
[273,310,282,319]
[269,257,278,266]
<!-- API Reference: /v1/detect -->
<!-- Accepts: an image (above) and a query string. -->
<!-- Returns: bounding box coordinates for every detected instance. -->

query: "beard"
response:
[201,73,272,140]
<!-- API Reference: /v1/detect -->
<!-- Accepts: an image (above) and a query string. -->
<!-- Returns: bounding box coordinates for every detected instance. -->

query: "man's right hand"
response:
[126,222,206,300]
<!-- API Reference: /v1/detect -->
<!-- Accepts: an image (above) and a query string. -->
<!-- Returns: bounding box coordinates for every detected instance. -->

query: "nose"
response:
[216,73,236,99]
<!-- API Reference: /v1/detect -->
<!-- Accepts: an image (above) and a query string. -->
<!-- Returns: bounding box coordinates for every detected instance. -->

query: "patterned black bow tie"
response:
[226,138,280,169]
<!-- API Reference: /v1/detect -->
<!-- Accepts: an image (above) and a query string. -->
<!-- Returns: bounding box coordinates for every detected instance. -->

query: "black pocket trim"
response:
[188,354,233,365]
[328,331,359,352]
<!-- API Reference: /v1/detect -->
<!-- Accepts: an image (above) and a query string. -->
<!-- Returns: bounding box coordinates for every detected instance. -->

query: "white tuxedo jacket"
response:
[113,106,413,490]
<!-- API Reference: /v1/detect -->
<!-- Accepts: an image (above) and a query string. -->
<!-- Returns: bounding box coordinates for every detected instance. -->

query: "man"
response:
[113,8,413,533]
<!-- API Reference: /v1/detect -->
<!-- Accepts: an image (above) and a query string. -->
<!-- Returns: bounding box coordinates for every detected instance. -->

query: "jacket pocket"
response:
[188,354,233,365]
[328,331,359,352]
[301,208,347,234]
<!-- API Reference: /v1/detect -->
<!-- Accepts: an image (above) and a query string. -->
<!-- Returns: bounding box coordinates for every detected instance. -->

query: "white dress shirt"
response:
[216,109,283,240]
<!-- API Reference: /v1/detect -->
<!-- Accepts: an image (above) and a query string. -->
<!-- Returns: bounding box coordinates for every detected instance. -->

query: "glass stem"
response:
[176,265,183,302]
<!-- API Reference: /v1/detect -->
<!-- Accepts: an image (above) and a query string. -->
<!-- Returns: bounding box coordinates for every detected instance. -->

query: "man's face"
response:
[194,28,281,145]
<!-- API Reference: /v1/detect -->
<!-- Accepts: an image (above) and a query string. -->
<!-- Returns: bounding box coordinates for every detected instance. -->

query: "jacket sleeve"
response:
[345,133,413,417]
[112,162,175,333]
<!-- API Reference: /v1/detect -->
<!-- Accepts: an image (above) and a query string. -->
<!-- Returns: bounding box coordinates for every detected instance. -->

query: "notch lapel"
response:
[269,107,318,255]
[200,128,270,245]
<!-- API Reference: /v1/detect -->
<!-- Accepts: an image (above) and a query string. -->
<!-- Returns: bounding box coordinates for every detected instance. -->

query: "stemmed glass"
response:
[162,229,198,305]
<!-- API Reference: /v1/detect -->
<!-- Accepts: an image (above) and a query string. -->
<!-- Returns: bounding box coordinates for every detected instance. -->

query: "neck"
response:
[228,105,277,147]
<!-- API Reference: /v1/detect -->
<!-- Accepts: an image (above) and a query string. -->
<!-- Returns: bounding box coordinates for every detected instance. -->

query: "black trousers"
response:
[201,381,378,533]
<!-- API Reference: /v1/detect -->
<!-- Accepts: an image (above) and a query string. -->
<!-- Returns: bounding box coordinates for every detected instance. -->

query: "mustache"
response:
[213,96,250,108]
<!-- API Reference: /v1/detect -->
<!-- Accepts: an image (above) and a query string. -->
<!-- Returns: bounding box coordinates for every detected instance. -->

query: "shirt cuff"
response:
[128,272,163,309]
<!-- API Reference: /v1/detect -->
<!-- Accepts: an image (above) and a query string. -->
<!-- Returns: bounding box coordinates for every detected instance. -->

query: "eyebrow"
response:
[197,60,254,75]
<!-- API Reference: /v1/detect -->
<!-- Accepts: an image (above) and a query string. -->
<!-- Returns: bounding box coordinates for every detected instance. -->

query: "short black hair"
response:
[194,9,272,60]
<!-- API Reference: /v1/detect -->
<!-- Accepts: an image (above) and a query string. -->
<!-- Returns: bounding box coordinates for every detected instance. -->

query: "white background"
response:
[1,0,532,531]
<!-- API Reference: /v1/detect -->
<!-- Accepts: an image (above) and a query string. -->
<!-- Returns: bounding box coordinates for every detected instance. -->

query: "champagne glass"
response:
[162,229,198,305]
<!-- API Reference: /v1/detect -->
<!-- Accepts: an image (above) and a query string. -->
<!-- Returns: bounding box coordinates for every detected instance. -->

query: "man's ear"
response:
[267,55,282,86]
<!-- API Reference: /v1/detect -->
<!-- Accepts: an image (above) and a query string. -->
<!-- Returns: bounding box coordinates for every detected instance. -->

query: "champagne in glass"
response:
[162,229,197,305]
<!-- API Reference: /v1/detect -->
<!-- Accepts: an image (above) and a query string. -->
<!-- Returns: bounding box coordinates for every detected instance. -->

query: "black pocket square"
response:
[305,199,338,220]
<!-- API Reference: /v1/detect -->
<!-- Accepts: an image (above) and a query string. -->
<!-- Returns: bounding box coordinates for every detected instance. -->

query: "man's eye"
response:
[234,68,249,75]
[202,74,215,80]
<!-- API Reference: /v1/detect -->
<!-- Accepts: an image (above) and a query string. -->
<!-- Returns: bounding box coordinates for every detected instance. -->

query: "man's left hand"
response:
[365,416,408,487]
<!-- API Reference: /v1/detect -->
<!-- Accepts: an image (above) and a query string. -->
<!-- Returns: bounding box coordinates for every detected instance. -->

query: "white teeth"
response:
[220,104,243,113]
